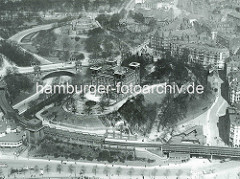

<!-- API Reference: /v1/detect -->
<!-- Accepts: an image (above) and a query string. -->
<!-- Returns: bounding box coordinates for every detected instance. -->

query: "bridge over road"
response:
[15,62,86,79]
[17,62,77,74]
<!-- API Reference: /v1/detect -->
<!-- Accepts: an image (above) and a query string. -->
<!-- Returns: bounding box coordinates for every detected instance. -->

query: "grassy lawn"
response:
[21,44,38,54]
[21,32,39,43]
[21,26,88,63]
[42,105,105,129]
[12,90,35,105]
[8,74,37,105]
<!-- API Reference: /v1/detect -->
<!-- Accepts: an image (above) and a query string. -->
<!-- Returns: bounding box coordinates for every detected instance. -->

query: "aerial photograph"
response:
[1,0,240,178]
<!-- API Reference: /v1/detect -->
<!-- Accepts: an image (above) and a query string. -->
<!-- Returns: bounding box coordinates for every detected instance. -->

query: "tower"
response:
[90,66,102,87]
[25,118,45,146]
[129,62,141,85]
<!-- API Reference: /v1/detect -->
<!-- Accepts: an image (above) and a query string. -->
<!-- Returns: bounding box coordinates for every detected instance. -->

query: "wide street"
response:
[9,23,54,43]
[1,154,240,179]
[176,74,229,147]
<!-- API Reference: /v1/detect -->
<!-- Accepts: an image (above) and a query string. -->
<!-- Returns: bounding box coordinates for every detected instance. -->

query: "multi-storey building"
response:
[174,43,230,70]
[24,118,45,146]
[135,0,154,9]
[150,30,178,56]
[228,71,240,104]
[0,132,25,148]
[229,107,240,147]
[69,16,97,36]
[216,32,240,50]
[0,119,26,148]
[150,29,201,56]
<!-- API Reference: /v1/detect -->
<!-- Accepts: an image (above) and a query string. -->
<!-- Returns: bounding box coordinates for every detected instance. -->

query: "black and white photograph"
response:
[0,0,239,178]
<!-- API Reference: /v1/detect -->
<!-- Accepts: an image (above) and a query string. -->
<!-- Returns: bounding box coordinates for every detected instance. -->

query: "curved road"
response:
[9,23,54,43]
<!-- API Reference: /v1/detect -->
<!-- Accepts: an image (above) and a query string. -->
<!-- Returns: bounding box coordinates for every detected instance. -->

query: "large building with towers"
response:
[90,61,140,101]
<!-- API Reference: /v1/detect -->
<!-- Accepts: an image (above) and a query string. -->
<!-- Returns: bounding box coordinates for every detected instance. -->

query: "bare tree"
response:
[128,167,134,176]
[0,168,3,177]
[45,164,51,173]
[56,164,63,174]
[151,168,158,178]
[176,169,183,178]
[237,171,240,179]
[103,166,109,176]
[68,164,75,174]
[79,166,86,175]
[116,167,122,176]
[163,169,170,179]
[92,165,97,175]
[140,169,145,177]
[34,165,39,174]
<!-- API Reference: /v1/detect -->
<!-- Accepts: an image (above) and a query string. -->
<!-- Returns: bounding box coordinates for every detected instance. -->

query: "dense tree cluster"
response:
[0,41,40,66]
[152,56,189,85]
[120,53,212,130]
[85,28,105,59]
[4,72,33,101]
[119,95,157,135]
[33,30,57,56]
[158,93,188,129]
[85,28,119,60]
[0,0,124,12]
[23,94,65,119]
[96,13,123,30]
[129,12,145,24]
[38,137,134,163]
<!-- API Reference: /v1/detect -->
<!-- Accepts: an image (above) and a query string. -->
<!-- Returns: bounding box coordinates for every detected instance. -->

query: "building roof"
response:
[0,131,24,143]
[169,152,190,158]
[153,29,196,39]
[113,66,134,76]
[25,118,43,130]
[93,64,135,77]
[229,71,240,90]
[182,43,229,53]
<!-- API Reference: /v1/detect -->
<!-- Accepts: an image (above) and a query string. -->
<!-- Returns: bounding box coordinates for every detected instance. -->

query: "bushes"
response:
[33,30,57,56]
[23,94,65,119]
[4,72,34,101]
[0,41,40,66]
[38,138,135,163]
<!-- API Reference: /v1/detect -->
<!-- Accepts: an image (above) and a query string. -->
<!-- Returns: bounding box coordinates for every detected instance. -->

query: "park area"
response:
[40,105,106,129]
